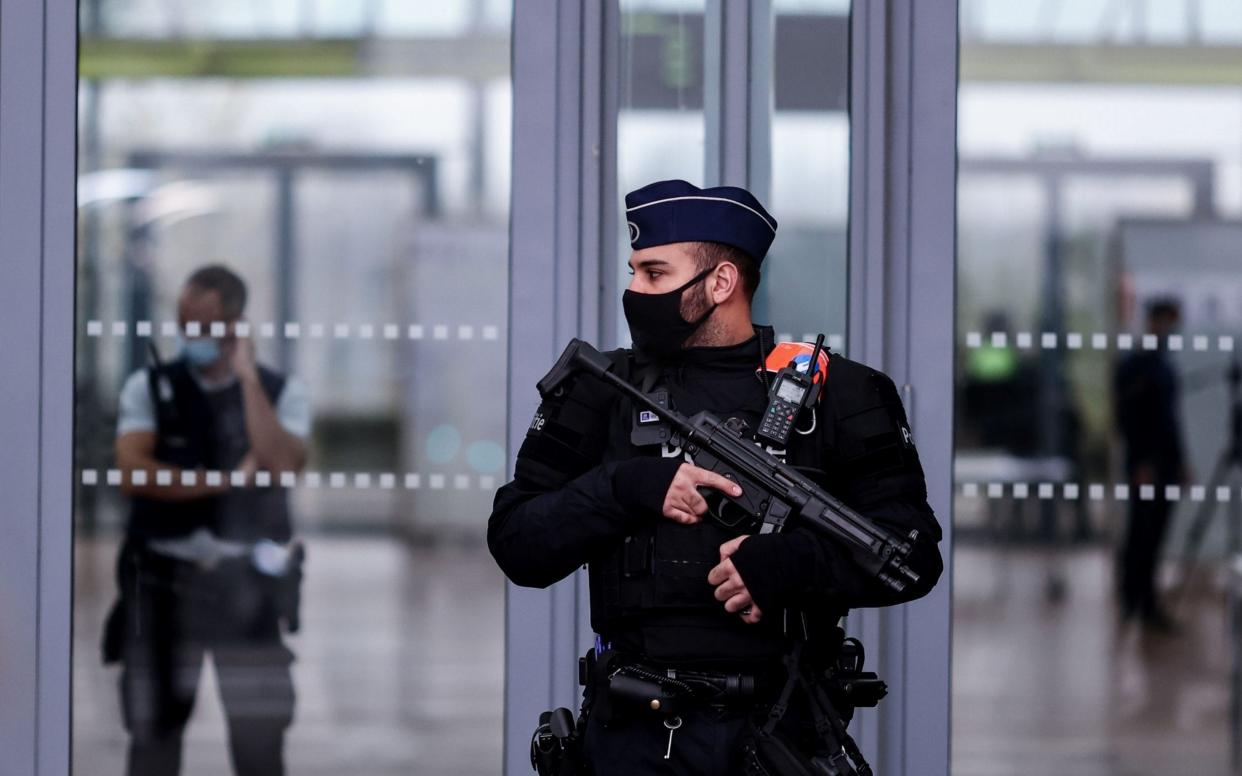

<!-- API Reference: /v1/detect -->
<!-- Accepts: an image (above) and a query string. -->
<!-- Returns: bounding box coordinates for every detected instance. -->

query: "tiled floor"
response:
[73,535,505,775]
[73,535,1235,775]
[953,543,1234,776]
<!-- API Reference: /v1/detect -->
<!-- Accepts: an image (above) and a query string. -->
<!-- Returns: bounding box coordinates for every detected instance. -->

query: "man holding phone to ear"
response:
[109,264,310,776]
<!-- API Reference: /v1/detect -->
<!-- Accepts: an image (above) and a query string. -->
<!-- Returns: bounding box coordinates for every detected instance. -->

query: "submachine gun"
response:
[538,339,922,594]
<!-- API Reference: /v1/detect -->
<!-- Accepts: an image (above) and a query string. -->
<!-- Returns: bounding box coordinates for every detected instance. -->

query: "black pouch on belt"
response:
[276,541,306,633]
[588,651,683,725]
[607,673,682,719]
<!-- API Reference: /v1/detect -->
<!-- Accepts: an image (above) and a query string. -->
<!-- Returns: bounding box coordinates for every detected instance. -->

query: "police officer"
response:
[490,180,943,774]
[1114,297,1186,631]
[109,265,310,776]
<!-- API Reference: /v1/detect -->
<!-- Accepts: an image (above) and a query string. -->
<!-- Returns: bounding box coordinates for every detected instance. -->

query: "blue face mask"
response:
[177,335,221,367]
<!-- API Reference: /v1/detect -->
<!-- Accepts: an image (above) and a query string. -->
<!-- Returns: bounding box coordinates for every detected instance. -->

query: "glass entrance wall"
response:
[611,0,851,348]
[764,0,850,347]
[74,6,509,774]
[954,2,1242,773]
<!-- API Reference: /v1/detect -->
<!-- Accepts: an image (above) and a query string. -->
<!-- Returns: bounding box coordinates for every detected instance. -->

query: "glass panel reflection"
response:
[766,0,850,347]
[614,0,851,349]
[955,3,1242,771]
[74,10,508,775]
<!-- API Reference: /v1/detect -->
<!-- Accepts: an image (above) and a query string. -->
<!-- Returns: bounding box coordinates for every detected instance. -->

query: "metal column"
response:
[0,0,77,773]
[848,1,957,773]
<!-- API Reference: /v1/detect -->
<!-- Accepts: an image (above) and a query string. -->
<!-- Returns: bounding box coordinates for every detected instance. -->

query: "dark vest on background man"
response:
[127,358,292,544]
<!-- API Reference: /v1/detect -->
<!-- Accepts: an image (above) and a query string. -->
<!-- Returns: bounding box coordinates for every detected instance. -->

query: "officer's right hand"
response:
[662,464,742,525]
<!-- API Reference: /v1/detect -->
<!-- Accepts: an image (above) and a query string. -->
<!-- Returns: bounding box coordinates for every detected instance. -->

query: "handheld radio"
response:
[755,335,829,448]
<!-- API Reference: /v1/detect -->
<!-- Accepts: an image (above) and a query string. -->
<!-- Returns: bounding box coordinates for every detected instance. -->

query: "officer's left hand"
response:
[708,536,762,625]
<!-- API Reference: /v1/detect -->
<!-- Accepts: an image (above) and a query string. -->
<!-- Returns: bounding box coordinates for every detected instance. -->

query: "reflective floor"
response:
[73,535,504,775]
[954,544,1234,776]
[74,535,1234,775]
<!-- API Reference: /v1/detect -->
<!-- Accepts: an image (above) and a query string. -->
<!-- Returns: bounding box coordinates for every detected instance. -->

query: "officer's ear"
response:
[708,261,741,305]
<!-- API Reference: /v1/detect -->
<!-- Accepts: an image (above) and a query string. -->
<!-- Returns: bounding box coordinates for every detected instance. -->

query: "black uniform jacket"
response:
[488,332,943,659]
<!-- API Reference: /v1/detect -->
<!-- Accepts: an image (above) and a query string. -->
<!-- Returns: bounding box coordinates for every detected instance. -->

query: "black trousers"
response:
[584,704,753,776]
[116,548,295,776]
[1119,495,1174,618]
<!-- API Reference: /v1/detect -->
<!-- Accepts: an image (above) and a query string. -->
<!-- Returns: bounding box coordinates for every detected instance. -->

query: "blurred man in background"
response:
[106,265,311,775]
[1114,297,1185,631]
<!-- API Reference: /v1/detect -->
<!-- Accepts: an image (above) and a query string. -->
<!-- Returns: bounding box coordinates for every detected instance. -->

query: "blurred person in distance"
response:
[1114,297,1186,632]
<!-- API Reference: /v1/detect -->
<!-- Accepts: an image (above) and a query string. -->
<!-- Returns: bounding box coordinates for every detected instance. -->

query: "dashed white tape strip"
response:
[86,468,1242,504]
[961,331,1237,353]
[86,320,505,343]
[89,319,854,351]
[959,481,1237,503]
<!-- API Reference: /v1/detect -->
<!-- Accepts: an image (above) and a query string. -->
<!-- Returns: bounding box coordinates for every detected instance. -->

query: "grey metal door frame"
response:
[846,1,957,773]
[506,1,957,774]
[0,0,78,774]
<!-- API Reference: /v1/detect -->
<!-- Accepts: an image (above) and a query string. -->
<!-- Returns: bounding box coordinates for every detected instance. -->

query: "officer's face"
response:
[628,242,719,325]
[177,286,238,366]
[627,243,701,295]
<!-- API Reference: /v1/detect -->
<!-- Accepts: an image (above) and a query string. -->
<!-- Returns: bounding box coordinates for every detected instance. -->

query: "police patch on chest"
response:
[631,389,672,447]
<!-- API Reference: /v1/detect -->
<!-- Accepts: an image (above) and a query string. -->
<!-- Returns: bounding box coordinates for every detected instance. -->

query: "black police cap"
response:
[625,179,778,263]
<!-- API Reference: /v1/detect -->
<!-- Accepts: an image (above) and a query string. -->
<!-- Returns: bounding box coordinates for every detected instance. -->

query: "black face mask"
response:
[623,266,717,359]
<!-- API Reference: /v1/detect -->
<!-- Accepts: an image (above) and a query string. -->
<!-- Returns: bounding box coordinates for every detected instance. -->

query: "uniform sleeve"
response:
[731,365,943,612]
[275,376,313,439]
[487,365,683,589]
[116,369,156,436]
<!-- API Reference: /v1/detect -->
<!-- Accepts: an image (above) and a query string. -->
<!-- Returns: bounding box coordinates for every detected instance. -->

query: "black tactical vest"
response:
[126,359,293,544]
[588,329,843,665]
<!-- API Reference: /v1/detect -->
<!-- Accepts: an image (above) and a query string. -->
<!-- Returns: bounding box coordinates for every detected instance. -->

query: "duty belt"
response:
[145,526,296,576]
[584,651,782,717]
